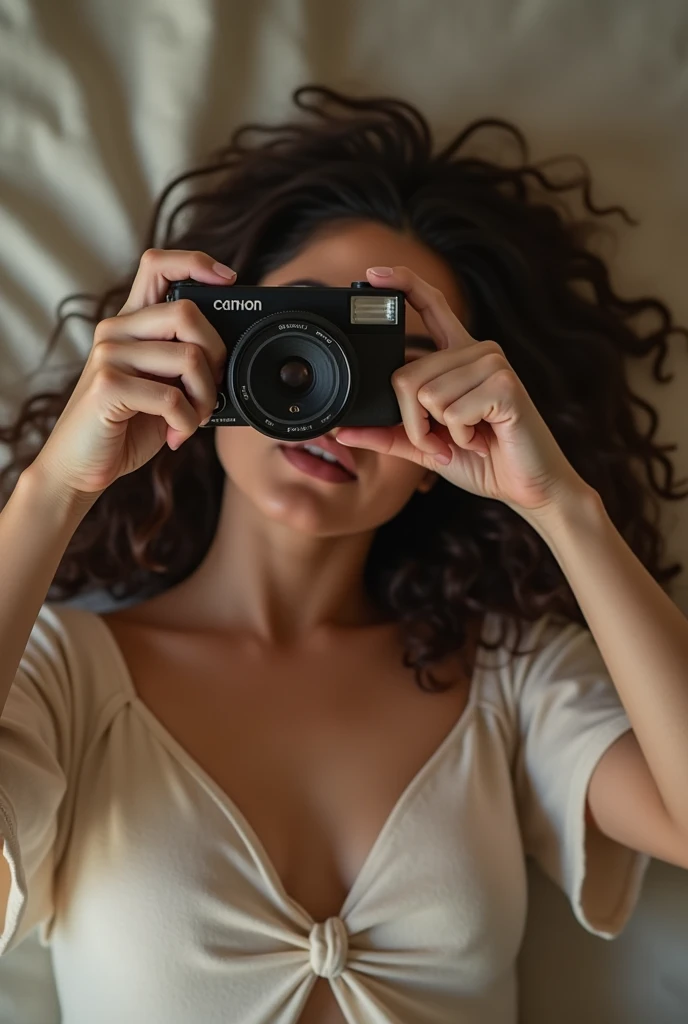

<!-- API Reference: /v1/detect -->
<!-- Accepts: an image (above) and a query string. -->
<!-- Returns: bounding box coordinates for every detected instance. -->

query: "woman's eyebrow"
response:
[281,278,326,287]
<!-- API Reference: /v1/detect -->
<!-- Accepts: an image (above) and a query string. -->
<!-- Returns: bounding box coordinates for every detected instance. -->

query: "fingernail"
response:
[368,266,394,277]
[476,451,488,458]
[212,262,237,281]
[200,416,210,426]
[168,438,180,451]
[434,452,452,465]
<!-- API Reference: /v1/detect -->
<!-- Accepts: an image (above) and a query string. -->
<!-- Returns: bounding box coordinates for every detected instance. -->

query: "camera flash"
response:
[350,295,398,325]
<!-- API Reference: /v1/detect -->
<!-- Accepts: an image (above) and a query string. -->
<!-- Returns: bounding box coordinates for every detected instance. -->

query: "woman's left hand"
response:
[336,265,592,519]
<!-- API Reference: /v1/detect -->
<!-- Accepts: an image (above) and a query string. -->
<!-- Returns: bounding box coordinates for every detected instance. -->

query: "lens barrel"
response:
[226,311,355,440]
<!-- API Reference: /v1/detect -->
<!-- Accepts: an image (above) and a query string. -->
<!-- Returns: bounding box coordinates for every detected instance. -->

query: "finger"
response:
[401,343,488,381]
[441,374,517,455]
[118,248,237,316]
[95,299,227,387]
[336,425,451,467]
[367,265,473,351]
[391,363,454,460]
[416,356,506,454]
[93,366,200,445]
[389,344,499,455]
[89,338,218,427]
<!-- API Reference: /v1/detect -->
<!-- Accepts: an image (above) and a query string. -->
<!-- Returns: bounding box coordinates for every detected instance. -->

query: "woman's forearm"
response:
[0,465,94,714]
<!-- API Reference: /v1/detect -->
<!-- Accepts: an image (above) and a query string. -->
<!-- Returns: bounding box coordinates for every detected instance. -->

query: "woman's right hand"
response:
[30,248,237,504]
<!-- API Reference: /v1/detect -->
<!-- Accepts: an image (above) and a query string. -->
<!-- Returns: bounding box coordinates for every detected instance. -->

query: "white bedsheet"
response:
[1,2,687,1022]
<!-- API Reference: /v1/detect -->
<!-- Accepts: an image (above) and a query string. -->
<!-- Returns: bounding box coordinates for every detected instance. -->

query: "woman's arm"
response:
[0,464,93,927]
[527,485,688,868]
[342,263,688,870]
[0,465,93,714]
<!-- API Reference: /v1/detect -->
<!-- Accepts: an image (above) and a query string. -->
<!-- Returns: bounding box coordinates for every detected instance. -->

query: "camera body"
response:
[165,280,406,441]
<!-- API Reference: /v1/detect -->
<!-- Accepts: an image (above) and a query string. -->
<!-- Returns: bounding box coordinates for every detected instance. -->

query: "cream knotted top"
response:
[0,604,649,1023]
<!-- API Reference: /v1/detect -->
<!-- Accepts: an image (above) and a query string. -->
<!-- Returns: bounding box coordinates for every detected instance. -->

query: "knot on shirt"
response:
[309,916,349,979]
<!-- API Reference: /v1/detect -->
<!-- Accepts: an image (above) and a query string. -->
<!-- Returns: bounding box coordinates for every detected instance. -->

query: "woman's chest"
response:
[63,699,525,1024]
[64,613,526,1024]
[99,615,480,923]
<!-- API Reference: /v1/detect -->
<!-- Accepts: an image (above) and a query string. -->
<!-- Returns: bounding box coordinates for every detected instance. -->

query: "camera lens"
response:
[279,358,313,394]
[227,312,355,440]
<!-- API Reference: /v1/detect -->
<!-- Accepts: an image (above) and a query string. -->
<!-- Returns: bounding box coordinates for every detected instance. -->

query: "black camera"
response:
[165,280,406,441]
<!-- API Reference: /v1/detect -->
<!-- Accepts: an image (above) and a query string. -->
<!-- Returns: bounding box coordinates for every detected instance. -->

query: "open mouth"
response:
[279,441,358,484]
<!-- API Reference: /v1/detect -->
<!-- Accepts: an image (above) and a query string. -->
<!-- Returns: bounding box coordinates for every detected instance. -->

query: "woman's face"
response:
[214,219,469,538]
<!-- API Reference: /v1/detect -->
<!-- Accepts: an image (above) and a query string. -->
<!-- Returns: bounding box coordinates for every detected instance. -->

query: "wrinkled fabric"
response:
[0,604,649,1023]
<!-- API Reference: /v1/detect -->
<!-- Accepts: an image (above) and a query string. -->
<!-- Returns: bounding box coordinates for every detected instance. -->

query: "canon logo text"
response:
[213,298,262,311]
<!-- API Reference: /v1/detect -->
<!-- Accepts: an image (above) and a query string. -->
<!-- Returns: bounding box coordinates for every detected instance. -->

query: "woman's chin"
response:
[258,485,353,537]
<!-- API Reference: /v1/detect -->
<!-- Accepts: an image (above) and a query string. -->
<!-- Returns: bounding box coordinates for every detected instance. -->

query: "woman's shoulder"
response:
[25,600,135,709]
[475,610,599,714]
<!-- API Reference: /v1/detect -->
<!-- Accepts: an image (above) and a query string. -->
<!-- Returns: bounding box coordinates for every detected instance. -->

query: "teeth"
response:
[304,444,340,465]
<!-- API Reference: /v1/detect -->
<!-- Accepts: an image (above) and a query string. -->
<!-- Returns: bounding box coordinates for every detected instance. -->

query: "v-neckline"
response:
[93,609,490,925]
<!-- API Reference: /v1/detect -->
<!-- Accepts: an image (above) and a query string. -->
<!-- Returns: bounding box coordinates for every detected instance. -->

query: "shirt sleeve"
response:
[0,605,78,955]
[511,614,652,939]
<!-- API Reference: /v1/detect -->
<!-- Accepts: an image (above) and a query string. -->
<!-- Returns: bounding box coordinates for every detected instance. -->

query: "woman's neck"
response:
[175,481,384,642]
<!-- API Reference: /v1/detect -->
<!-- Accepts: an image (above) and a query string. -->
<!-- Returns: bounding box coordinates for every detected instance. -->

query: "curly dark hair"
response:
[1,84,687,691]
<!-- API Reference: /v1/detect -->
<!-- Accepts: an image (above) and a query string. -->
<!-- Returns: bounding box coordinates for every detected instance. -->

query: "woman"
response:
[1,84,687,1024]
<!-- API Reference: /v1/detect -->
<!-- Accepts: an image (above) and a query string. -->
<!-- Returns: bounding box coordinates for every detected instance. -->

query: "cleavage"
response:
[101,614,478,921]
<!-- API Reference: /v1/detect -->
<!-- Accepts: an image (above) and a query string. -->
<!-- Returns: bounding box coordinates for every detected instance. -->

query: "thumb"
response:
[336,424,429,466]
